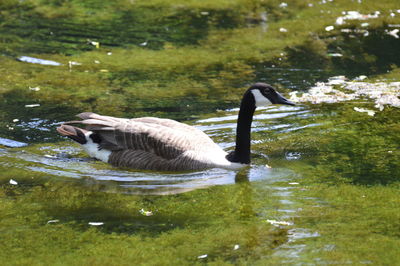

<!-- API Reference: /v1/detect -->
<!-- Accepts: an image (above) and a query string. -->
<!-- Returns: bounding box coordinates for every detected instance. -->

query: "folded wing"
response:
[65,112,218,160]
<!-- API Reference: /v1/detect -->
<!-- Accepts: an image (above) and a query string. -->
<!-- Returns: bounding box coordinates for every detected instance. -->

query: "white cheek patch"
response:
[251,89,272,107]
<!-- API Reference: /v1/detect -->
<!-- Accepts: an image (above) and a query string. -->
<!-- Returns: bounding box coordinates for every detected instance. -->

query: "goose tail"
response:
[56,124,89,145]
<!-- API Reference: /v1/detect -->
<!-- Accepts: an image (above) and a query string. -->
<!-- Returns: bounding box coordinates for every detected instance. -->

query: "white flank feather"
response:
[82,132,111,162]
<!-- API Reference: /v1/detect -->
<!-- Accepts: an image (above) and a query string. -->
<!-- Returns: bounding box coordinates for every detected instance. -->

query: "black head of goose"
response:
[57,83,295,171]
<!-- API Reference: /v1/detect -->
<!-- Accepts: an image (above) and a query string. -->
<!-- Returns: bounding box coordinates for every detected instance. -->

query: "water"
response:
[17,56,62,66]
[1,62,398,266]
[0,97,376,264]
[0,105,303,194]
[0,98,322,263]
[1,1,400,265]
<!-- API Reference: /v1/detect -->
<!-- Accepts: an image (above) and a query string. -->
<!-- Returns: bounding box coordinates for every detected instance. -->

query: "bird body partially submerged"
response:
[58,113,241,171]
[57,83,294,171]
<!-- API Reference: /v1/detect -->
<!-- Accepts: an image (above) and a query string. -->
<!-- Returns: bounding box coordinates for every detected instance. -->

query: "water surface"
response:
[1,0,400,265]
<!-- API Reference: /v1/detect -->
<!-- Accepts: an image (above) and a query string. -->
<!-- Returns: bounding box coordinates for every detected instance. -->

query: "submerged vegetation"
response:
[1,0,400,118]
[0,0,400,265]
[0,176,288,265]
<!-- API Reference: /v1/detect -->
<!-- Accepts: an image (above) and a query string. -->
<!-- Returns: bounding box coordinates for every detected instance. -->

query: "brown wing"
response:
[66,112,218,160]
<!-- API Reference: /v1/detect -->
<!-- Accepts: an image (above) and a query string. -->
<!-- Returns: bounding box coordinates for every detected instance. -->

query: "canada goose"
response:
[57,83,294,171]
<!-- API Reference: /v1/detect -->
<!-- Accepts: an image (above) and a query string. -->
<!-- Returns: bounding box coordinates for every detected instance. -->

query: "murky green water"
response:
[1,0,400,265]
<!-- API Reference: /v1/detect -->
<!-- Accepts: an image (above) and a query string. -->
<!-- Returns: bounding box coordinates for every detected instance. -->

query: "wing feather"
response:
[68,112,219,160]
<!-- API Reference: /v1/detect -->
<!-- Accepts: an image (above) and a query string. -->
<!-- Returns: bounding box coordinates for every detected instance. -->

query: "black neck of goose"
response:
[227,91,256,164]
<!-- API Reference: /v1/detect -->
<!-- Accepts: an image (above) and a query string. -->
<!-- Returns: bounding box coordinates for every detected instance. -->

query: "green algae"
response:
[1,0,399,118]
[253,101,400,264]
[263,103,400,185]
[289,183,400,265]
[0,173,288,265]
[1,0,400,264]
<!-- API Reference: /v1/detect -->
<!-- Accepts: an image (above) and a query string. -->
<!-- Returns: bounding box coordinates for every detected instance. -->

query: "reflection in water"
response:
[1,148,293,195]
[268,183,322,262]
[0,137,28,148]
[17,56,62,66]
[0,104,309,194]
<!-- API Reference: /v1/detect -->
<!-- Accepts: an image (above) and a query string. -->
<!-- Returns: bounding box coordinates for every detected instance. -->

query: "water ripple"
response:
[0,104,309,194]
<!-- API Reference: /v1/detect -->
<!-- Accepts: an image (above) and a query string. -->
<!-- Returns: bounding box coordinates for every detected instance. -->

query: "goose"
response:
[56,83,294,171]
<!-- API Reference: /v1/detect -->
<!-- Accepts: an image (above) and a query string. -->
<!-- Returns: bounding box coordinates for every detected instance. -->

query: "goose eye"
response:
[263,88,271,94]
